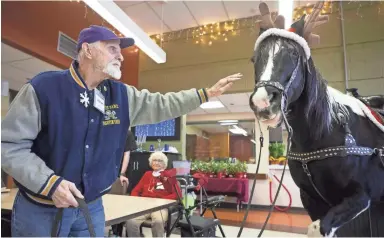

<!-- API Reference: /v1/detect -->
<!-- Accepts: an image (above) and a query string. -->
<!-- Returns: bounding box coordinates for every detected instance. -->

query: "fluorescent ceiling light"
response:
[278,0,294,29]
[229,125,248,136]
[83,0,166,64]
[218,120,238,123]
[200,101,224,109]
[220,122,238,126]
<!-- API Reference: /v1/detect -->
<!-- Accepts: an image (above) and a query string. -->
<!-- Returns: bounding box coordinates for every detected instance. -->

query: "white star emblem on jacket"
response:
[80,91,90,108]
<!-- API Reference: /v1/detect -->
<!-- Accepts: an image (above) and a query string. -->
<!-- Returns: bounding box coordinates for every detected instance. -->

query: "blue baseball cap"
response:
[76,25,135,52]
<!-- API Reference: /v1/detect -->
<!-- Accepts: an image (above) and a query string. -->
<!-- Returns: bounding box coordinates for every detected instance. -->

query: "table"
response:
[1,189,177,227]
[204,177,249,211]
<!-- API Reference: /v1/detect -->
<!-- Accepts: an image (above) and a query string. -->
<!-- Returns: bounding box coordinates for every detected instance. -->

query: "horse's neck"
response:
[287,104,346,153]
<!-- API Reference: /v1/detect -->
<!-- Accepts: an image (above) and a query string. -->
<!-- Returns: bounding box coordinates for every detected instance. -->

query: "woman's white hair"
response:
[148,151,168,166]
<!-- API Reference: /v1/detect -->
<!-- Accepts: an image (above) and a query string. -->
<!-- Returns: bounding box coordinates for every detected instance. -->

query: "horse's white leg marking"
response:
[307,220,323,237]
[307,200,371,238]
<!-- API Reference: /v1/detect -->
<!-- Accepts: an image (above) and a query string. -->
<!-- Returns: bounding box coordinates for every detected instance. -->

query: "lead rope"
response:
[51,197,96,237]
[257,111,293,237]
[237,59,299,237]
[237,120,264,237]
[237,104,293,237]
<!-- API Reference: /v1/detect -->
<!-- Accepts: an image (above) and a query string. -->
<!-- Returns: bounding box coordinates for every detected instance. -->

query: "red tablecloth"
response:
[204,177,249,203]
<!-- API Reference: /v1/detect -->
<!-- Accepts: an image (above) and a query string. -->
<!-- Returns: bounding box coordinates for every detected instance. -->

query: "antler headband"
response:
[254,1,329,59]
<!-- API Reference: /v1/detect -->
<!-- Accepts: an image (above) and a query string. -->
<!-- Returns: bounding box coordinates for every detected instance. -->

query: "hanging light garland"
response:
[70,0,383,48]
[149,2,335,46]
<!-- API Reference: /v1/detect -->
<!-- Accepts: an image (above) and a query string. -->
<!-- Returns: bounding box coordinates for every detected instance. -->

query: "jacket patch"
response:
[103,104,120,126]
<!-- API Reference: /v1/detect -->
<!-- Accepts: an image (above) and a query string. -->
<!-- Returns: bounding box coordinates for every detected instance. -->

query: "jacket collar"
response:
[69,61,87,89]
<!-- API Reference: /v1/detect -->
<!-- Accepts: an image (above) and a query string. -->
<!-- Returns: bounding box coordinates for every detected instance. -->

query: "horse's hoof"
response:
[307,220,323,237]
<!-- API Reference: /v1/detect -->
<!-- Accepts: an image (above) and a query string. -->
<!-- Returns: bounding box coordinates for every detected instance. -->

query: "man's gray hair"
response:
[148,151,168,166]
[76,41,101,61]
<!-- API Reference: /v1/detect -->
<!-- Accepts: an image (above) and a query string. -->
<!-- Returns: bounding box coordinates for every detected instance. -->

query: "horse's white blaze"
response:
[252,88,269,109]
[252,43,280,110]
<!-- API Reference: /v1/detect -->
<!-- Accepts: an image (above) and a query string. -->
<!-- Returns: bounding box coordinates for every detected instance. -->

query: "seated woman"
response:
[126,151,181,237]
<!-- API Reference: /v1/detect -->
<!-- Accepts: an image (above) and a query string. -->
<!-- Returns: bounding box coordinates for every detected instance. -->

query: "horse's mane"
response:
[302,58,350,140]
[253,35,350,140]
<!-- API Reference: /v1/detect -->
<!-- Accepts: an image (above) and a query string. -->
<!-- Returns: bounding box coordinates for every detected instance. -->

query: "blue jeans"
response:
[11,191,105,237]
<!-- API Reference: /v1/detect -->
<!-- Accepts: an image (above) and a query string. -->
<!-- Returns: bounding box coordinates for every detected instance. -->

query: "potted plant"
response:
[215,161,228,179]
[226,163,234,178]
[191,160,200,175]
[234,161,248,178]
[276,143,287,165]
[269,142,283,165]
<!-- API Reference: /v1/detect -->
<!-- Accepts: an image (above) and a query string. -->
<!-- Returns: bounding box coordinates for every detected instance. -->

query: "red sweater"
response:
[131,171,181,200]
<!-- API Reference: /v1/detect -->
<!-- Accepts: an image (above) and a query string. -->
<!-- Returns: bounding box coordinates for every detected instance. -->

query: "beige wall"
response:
[186,125,204,137]
[139,2,384,95]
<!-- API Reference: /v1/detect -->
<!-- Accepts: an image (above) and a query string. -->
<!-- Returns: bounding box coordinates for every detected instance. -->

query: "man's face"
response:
[93,40,124,80]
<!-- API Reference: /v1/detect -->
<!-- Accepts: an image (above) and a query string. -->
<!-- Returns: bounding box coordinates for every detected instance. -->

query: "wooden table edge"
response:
[104,201,178,226]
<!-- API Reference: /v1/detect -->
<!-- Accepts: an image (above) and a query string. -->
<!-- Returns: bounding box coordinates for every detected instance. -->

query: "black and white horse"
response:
[249,17,384,237]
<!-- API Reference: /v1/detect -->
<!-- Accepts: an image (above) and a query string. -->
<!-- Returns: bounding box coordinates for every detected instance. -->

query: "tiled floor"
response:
[141,224,306,237]
[203,208,312,234]
[107,207,312,237]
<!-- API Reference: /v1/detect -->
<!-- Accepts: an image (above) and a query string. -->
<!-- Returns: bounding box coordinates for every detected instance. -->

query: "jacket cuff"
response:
[38,174,63,198]
[196,88,209,104]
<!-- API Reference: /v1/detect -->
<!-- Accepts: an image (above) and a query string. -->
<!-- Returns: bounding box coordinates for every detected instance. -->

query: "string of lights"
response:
[72,0,383,48]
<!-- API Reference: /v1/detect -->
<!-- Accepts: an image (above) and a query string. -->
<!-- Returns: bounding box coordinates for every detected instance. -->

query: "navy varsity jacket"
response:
[1,61,208,206]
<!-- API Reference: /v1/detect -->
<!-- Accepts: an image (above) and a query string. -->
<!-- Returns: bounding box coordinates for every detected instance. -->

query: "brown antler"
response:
[303,1,329,46]
[258,2,285,31]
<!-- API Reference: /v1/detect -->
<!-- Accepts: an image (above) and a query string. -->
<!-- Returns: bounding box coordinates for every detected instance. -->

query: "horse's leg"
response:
[307,181,370,237]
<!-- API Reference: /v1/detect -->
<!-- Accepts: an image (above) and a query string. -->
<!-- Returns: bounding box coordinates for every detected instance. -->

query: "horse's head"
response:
[250,30,308,127]
[249,1,328,128]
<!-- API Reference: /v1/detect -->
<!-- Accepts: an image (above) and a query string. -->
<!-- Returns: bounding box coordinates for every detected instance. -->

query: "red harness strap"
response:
[368,107,384,125]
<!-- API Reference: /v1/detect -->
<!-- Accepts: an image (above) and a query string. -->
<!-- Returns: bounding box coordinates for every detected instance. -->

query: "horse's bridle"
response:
[251,58,300,119]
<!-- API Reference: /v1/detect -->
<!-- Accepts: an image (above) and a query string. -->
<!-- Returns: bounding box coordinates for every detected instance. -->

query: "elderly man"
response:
[126,152,180,237]
[1,25,241,236]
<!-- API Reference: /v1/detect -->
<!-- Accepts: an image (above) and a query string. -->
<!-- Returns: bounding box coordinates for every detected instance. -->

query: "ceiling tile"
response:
[184,1,228,26]
[1,43,32,63]
[223,1,264,20]
[122,3,165,35]
[227,105,252,113]
[10,58,61,76]
[114,0,145,8]
[148,1,197,32]
[219,93,249,106]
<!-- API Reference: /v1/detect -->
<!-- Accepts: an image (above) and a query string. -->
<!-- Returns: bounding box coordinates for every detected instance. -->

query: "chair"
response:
[138,179,186,237]
[138,205,181,237]
[108,179,128,237]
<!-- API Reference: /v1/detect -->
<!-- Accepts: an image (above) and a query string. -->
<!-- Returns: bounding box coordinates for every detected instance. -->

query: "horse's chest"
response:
[288,159,350,200]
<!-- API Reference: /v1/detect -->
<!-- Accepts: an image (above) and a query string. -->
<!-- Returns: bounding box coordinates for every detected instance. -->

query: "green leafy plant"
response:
[269,142,285,158]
